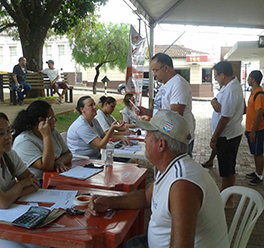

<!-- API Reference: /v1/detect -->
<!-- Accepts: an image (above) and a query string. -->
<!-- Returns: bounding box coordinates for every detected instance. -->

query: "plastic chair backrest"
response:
[221,186,264,248]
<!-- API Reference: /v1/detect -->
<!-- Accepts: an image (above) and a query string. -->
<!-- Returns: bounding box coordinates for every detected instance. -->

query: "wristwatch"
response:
[211,138,216,143]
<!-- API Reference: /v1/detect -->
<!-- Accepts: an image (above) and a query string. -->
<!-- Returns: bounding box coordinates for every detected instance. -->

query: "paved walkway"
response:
[0,89,263,247]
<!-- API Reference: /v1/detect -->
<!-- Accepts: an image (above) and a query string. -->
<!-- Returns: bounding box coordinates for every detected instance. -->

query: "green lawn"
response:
[56,102,125,132]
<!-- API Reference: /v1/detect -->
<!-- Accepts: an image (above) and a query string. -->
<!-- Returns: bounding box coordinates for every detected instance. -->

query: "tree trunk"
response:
[18,25,47,98]
[93,65,101,94]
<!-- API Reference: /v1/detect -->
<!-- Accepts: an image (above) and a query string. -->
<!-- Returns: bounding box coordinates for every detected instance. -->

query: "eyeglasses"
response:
[214,73,222,79]
[0,129,15,138]
[152,64,165,74]
[48,115,57,121]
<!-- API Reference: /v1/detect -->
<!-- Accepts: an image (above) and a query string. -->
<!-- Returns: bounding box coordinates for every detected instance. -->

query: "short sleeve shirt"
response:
[211,77,244,139]
[43,68,60,82]
[121,107,138,124]
[12,64,27,84]
[0,150,27,192]
[67,115,105,159]
[95,109,116,132]
[153,74,195,140]
[12,129,69,180]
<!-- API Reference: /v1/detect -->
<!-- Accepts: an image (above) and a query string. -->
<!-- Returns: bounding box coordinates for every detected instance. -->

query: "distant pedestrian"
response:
[245,70,264,185]
[12,57,32,106]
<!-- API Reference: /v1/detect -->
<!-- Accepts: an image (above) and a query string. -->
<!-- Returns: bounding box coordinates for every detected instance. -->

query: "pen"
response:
[129,99,140,112]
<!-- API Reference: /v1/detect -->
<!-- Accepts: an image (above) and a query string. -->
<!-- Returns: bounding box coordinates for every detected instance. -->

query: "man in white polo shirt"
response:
[41,60,69,103]
[210,61,244,207]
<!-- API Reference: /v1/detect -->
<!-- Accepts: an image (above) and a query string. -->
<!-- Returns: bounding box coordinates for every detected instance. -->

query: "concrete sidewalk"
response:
[192,101,264,248]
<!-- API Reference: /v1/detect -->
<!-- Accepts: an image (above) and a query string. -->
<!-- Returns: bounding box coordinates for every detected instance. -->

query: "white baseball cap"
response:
[136,109,191,144]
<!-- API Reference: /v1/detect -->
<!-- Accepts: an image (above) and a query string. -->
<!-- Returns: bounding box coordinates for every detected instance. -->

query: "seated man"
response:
[41,60,69,104]
[12,57,32,106]
[88,109,230,248]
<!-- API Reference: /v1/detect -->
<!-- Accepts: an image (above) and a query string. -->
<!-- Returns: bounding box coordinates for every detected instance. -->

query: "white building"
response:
[0,33,76,73]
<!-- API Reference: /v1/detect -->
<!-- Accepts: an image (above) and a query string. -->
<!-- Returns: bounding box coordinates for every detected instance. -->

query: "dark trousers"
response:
[12,82,32,101]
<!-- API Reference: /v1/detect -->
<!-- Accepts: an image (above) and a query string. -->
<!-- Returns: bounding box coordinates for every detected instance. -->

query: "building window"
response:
[58,45,65,63]
[175,69,190,83]
[46,45,52,59]
[0,47,3,64]
[9,46,17,64]
[202,68,212,83]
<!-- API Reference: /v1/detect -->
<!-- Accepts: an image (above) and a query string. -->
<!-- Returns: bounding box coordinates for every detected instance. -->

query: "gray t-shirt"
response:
[121,107,138,125]
[95,109,116,132]
[12,129,68,180]
[67,115,105,159]
[0,150,27,192]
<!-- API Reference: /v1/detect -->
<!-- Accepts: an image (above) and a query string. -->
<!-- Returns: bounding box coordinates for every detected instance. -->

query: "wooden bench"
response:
[0,73,73,105]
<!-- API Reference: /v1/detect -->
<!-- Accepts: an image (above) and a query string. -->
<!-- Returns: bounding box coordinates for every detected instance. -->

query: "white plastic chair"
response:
[221,186,264,248]
[61,132,90,160]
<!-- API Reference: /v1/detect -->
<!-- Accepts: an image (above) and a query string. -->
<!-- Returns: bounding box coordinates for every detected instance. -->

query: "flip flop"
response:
[201,161,213,168]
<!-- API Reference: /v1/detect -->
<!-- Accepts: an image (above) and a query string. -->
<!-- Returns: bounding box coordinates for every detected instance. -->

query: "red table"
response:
[0,187,140,248]
[44,160,148,193]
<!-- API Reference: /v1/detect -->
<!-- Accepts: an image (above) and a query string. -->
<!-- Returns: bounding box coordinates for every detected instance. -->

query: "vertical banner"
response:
[125,25,146,106]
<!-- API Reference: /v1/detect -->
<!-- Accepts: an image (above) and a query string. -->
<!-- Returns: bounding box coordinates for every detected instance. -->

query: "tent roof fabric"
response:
[128,0,264,29]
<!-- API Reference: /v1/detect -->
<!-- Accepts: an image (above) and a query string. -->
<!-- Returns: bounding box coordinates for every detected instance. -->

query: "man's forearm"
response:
[109,189,150,210]
[12,75,19,86]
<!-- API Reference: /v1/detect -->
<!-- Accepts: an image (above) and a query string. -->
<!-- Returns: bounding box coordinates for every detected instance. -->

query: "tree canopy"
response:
[0,0,107,70]
[0,0,107,97]
[69,22,130,93]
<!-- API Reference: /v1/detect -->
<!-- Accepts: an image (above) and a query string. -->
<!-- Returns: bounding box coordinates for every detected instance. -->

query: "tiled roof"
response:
[146,45,208,59]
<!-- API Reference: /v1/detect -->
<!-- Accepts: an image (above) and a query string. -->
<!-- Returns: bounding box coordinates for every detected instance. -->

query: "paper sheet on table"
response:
[0,204,31,222]
[127,135,146,140]
[59,166,103,180]
[114,144,141,154]
[18,189,77,209]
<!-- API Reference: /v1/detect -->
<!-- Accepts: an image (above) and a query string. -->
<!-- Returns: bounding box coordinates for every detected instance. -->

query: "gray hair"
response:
[152,131,188,155]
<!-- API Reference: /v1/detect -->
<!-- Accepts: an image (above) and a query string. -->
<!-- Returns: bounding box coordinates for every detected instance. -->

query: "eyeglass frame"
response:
[214,73,223,80]
[48,115,57,121]
[152,64,165,74]
[0,129,15,138]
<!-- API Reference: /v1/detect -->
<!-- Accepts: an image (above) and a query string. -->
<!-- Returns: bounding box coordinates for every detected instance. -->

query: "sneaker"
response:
[246,172,256,179]
[249,176,263,186]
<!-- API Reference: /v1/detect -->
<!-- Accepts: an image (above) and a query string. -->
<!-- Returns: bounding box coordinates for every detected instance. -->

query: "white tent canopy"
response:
[127,0,264,104]
[128,0,264,28]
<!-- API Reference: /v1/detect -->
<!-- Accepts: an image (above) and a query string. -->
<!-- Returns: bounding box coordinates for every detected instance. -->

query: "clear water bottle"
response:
[105,138,114,166]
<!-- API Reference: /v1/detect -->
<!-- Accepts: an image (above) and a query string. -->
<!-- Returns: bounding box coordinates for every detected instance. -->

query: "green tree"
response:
[69,22,130,94]
[0,0,106,96]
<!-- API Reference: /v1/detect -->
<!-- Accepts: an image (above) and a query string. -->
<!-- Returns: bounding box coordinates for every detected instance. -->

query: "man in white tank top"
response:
[88,110,229,248]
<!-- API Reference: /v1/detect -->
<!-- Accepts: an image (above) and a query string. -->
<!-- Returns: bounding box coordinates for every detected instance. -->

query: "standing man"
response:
[210,61,244,207]
[245,70,264,185]
[137,53,195,156]
[12,57,32,106]
[41,60,69,104]
[88,110,229,248]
